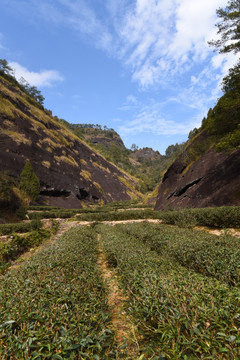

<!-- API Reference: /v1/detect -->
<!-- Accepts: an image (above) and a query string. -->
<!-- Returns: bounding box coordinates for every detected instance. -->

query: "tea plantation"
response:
[0,203,239,359]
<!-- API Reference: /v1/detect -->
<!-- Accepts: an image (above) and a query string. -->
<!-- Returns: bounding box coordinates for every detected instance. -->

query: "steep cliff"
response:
[155,90,240,210]
[0,75,140,208]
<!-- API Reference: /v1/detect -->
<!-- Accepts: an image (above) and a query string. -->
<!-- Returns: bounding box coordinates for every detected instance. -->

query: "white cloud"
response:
[6,0,237,94]
[8,0,234,89]
[118,101,201,137]
[9,62,63,87]
[112,0,231,87]
[118,94,139,111]
[126,95,137,104]
[30,0,114,53]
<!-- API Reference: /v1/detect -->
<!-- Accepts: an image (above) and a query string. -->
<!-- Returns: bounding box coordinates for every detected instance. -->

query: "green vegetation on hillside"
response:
[183,0,240,162]
[0,172,26,221]
[0,59,45,106]
[56,118,187,193]
[19,162,40,202]
[0,162,41,222]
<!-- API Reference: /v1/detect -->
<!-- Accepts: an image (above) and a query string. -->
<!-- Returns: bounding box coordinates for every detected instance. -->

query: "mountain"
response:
[155,89,240,210]
[59,123,183,194]
[130,147,162,161]
[58,121,125,150]
[0,74,141,209]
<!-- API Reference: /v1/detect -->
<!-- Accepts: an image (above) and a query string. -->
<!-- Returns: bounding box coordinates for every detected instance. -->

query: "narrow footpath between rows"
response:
[7,218,240,274]
[97,233,140,358]
[8,220,79,271]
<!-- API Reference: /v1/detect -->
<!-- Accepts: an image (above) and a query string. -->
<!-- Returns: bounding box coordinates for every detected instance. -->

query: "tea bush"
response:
[0,226,115,359]
[0,228,54,273]
[120,223,240,286]
[158,206,240,228]
[98,224,240,359]
[28,209,81,220]
[28,205,63,211]
[76,209,159,222]
[0,219,42,235]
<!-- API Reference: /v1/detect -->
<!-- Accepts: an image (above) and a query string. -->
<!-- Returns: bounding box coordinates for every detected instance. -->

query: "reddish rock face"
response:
[130,148,162,161]
[0,77,140,208]
[155,146,240,210]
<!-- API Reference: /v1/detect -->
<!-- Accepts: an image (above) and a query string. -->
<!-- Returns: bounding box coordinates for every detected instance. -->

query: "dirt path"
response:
[97,233,139,358]
[77,218,162,226]
[194,226,240,238]
[6,216,239,275]
[5,219,161,273]
[8,220,79,271]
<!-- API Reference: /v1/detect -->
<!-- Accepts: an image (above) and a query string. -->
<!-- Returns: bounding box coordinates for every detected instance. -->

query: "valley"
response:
[0,203,239,359]
[0,1,240,355]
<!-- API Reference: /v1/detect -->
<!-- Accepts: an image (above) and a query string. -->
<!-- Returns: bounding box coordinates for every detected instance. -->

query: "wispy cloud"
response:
[0,32,6,52]
[113,0,233,87]
[117,100,202,138]
[4,0,238,131]
[118,94,139,111]
[9,62,63,87]
[5,0,235,89]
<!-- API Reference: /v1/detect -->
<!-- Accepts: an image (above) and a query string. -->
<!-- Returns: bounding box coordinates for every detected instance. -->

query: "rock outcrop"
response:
[155,140,240,210]
[0,76,140,208]
[130,148,162,161]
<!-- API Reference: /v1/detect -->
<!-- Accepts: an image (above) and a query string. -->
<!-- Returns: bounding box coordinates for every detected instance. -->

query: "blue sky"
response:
[0,0,238,154]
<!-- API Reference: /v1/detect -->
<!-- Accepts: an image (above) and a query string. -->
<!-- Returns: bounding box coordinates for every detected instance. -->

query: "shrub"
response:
[19,162,40,201]
[15,204,27,220]
[0,229,51,266]
[99,224,240,358]
[0,227,115,358]
[158,206,240,228]
[0,220,42,235]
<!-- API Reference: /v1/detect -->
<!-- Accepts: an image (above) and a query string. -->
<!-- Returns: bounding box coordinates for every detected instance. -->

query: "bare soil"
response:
[195,226,240,238]
[97,233,140,358]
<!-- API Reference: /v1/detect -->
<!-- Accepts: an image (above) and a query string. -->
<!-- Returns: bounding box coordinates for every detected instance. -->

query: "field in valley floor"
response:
[0,202,239,359]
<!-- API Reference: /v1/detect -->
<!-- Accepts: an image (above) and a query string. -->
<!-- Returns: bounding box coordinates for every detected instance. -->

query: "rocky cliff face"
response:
[155,87,240,210]
[0,76,140,208]
[130,148,162,161]
[155,135,240,210]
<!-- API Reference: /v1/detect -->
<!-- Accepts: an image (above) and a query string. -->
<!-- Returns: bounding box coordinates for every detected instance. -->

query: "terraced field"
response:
[0,203,239,359]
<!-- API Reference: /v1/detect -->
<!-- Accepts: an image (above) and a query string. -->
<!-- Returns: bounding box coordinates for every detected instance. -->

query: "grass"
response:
[0,97,15,117]
[0,128,32,145]
[54,155,78,167]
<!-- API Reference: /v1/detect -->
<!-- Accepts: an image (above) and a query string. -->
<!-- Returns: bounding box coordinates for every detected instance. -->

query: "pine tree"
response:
[209,0,240,54]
